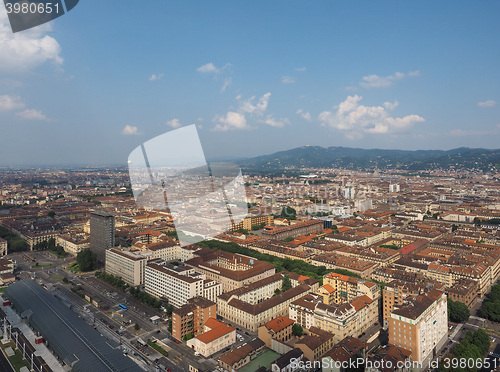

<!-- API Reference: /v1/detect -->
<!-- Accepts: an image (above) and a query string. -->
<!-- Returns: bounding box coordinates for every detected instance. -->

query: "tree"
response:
[134,323,140,331]
[48,211,56,218]
[76,249,97,272]
[448,300,470,323]
[280,206,297,220]
[292,324,303,337]
[282,274,292,292]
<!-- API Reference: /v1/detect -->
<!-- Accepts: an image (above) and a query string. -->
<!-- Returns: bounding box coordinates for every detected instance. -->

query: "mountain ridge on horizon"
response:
[235,145,500,172]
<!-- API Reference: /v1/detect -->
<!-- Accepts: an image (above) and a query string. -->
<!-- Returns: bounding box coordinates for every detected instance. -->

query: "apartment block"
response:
[258,316,294,348]
[105,248,147,286]
[187,318,235,357]
[217,272,313,332]
[172,297,216,341]
[186,250,275,292]
[289,293,378,343]
[323,272,380,304]
[261,220,323,240]
[231,215,274,231]
[145,261,221,308]
[446,279,479,308]
[388,290,447,367]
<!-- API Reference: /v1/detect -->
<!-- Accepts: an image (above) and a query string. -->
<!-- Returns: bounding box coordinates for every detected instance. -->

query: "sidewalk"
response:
[0,301,67,372]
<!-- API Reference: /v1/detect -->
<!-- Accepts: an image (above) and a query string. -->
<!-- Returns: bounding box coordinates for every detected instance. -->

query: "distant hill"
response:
[236,146,500,172]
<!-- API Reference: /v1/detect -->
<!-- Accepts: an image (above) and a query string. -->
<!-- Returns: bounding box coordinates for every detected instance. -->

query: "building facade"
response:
[388,290,448,367]
[105,248,147,286]
[90,211,115,262]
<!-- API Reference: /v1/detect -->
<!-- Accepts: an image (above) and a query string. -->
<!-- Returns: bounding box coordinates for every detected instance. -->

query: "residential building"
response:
[217,272,314,331]
[145,261,221,307]
[105,248,148,286]
[321,336,366,372]
[187,318,235,357]
[270,348,304,372]
[388,290,447,367]
[366,345,412,372]
[231,215,274,231]
[186,251,276,292]
[258,316,294,348]
[446,279,479,308]
[323,273,381,304]
[219,338,266,372]
[295,327,335,363]
[261,220,323,240]
[172,297,216,341]
[56,233,90,256]
[290,293,378,343]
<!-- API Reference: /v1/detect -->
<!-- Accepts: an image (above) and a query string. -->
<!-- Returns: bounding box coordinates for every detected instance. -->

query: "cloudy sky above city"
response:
[0,1,499,166]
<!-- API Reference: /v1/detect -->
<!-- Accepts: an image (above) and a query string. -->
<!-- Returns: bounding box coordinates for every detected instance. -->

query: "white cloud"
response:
[166,118,182,128]
[295,67,307,72]
[122,125,140,135]
[0,94,25,111]
[239,92,271,116]
[282,76,295,84]
[213,111,248,131]
[261,115,289,128]
[197,62,232,92]
[477,100,497,108]
[16,109,49,121]
[221,77,232,92]
[212,92,282,131]
[296,109,312,122]
[318,95,424,136]
[359,70,419,89]
[0,10,63,72]
[148,73,164,81]
[197,62,219,73]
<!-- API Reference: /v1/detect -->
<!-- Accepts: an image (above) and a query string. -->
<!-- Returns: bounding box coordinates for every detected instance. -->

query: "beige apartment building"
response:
[231,215,274,231]
[217,272,314,332]
[323,272,380,304]
[105,248,147,286]
[186,251,276,292]
[56,234,90,256]
[258,316,294,348]
[389,290,448,368]
[187,318,236,357]
[289,293,378,344]
[145,261,222,308]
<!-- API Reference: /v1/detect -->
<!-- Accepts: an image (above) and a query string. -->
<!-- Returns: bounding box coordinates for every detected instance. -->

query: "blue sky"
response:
[0,1,499,166]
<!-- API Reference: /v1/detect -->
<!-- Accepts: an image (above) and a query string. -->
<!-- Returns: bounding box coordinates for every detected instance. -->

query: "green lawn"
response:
[50,276,63,281]
[67,262,80,272]
[8,349,31,371]
[0,287,7,293]
[147,340,168,357]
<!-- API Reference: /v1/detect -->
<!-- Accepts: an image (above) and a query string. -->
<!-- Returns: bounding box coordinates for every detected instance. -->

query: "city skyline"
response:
[1,1,500,166]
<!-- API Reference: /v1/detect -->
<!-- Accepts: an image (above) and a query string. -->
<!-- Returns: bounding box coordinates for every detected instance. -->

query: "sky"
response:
[0,1,499,166]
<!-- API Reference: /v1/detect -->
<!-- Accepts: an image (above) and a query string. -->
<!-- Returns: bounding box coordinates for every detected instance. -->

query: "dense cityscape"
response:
[2,1,500,372]
[0,160,499,372]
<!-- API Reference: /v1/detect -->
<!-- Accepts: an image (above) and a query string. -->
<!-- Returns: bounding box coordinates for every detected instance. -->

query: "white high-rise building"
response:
[389,184,400,193]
